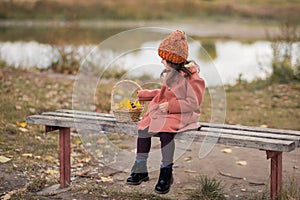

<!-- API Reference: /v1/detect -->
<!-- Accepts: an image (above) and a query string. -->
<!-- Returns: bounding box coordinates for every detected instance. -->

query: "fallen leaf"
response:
[0,156,11,163]
[17,121,27,128]
[29,108,36,113]
[221,148,232,154]
[184,156,192,161]
[100,193,109,198]
[184,169,197,173]
[219,171,231,177]
[22,153,33,158]
[77,157,91,163]
[18,127,28,132]
[85,142,92,147]
[99,176,113,183]
[47,169,59,175]
[97,138,106,144]
[72,163,84,168]
[76,140,82,145]
[97,151,103,157]
[45,155,55,162]
[3,193,11,200]
[236,161,247,166]
[75,169,91,176]
[35,136,43,141]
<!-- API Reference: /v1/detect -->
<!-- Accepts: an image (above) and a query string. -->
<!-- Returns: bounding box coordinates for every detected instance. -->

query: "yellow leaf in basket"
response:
[136,101,141,108]
[132,101,141,109]
[118,98,130,109]
[127,99,131,109]
[117,98,141,110]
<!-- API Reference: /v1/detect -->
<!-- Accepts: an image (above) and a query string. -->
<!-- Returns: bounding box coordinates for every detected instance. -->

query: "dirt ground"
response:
[97,141,300,199]
[2,134,298,200]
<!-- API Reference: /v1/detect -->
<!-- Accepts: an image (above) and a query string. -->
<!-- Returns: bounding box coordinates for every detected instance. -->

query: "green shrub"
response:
[101,68,127,79]
[51,47,80,74]
[269,59,296,84]
[268,18,300,84]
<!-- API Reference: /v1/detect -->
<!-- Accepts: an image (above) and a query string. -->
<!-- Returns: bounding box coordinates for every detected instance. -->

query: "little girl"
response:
[126,30,205,194]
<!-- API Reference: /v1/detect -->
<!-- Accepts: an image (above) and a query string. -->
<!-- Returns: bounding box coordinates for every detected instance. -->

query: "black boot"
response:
[154,166,173,194]
[126,161,149,185]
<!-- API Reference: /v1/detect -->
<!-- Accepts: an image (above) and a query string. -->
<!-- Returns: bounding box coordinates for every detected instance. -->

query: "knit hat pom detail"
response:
[158,30,188,64]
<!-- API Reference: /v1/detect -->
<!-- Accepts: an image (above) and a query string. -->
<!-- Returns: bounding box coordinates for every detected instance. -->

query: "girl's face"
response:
[161,59,171,69]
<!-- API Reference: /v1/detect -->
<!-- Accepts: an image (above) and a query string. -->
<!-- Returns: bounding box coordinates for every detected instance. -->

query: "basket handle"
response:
[111,80,143,111]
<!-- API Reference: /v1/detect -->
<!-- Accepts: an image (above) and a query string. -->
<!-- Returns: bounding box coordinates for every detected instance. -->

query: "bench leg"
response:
[266,151,282,199]
[59,127,71,188]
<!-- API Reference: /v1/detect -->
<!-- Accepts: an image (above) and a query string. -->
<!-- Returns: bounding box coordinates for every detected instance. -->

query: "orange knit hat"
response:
[158,30,188,64]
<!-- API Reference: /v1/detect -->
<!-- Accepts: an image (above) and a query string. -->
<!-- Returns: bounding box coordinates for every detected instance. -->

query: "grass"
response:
[189,176,226,200]
[188,174,299,200]
[280,174,300,200]
[0,65,299,199]
[75,182,172,200]
[26,178,48,192]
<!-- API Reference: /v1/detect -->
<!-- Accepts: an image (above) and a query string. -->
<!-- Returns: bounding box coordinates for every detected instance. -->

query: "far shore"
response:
[0,19,284,40]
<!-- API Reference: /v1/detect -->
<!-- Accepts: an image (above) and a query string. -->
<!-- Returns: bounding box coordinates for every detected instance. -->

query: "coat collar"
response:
[180,62,198,76]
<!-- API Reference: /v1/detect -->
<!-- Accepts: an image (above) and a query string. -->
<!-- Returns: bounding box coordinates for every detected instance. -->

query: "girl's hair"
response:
[160,60,198,86]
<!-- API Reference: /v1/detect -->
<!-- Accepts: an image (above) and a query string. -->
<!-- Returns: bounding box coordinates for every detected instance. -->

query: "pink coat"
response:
[137,63,205,133]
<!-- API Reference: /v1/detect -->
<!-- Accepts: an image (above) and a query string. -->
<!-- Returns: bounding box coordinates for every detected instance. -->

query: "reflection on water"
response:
[199,41,217,61]
[0,26,127,45]
[0,40,299,86]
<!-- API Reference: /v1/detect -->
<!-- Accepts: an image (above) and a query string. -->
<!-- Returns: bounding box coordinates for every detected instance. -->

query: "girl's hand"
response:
[159,102,169,113]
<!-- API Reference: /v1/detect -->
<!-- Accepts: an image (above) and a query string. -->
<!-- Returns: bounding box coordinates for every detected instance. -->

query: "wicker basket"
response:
[111,80,143,122]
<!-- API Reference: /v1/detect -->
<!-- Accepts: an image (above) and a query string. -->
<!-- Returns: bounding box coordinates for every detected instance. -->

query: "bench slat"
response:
[178,131,295,152]
[41,112,116,122]
[201,127,300,147]
[200,122,300,136]
[27,115,137,134]
[56,109,115,118]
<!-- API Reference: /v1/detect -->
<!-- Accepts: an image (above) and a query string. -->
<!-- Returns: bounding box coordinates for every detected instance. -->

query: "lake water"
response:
[0,27,299,87]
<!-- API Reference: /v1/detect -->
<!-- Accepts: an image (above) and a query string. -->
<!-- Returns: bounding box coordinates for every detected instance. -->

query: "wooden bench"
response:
[26,109,300,199]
